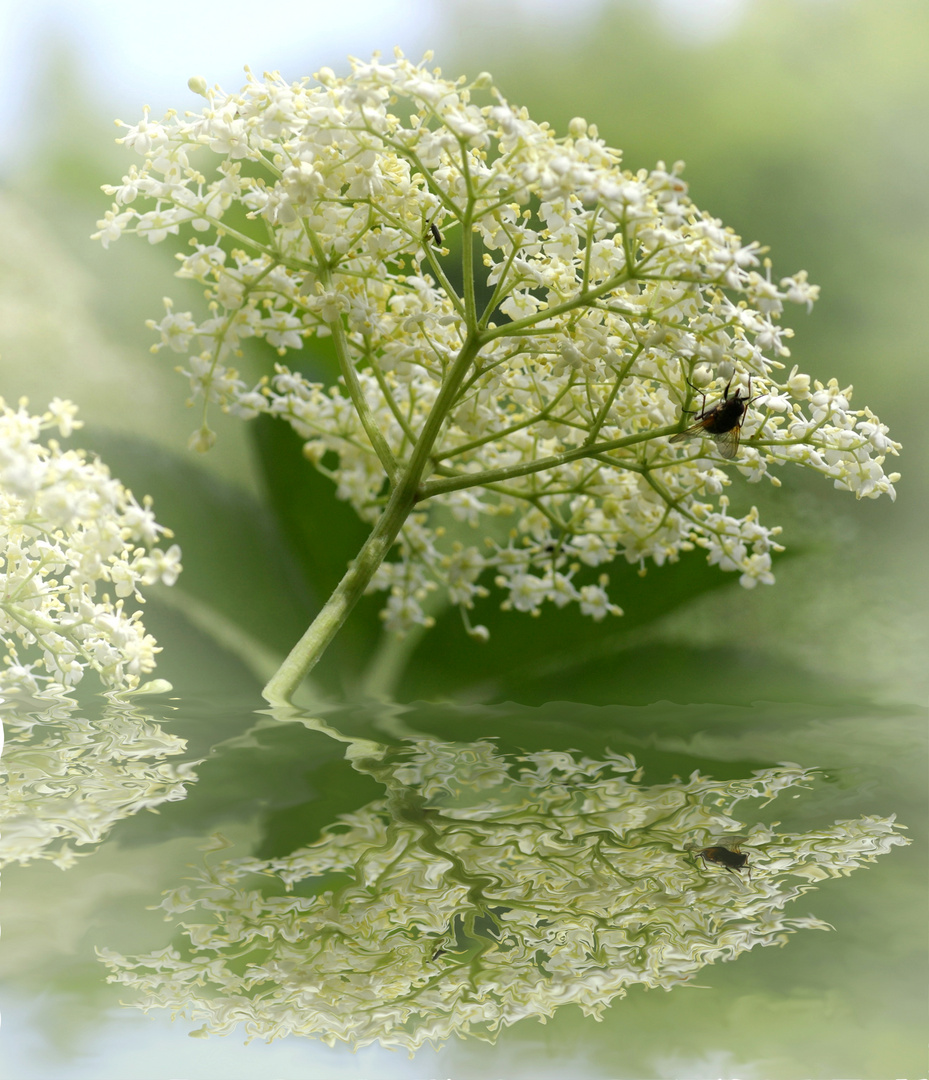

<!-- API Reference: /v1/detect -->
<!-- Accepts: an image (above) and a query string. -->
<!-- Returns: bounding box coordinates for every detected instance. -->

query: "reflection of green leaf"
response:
[110,715,382,852]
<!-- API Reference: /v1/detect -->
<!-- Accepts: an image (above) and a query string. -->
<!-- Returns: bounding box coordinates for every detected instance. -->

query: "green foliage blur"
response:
[0,0,925,707]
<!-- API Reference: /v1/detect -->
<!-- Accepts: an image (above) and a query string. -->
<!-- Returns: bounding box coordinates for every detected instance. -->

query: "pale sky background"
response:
[0,0,752,168]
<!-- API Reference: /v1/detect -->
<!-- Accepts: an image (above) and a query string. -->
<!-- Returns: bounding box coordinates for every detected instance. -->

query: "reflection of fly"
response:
[671,377,752,459]
[694,844,751,881]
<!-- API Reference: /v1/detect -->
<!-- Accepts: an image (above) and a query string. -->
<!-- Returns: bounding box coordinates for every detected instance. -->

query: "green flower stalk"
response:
[95,51,900,704]
[97,733,908,1050]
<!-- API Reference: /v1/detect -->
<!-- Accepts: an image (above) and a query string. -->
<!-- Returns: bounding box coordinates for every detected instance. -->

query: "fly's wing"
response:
[714,834,748,850]
[712,424,741,459]
[670,421,742,458]
[669,420,709,444]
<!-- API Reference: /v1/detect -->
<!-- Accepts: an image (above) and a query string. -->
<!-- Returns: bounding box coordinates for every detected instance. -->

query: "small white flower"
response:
[578,583,621,620]
[785,365,811,398]
[187,426,216,453]
[761,393,791,414]
[45,398,82,437]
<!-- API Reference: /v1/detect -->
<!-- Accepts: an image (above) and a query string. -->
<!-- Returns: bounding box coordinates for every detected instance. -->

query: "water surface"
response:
[1,686,924,1079]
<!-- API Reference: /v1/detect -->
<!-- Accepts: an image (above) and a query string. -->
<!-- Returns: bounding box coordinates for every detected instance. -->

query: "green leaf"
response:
[78,428,313,664]
[397,551,759,700]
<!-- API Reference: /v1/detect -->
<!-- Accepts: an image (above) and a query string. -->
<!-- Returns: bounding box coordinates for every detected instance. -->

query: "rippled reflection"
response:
[0,688,198,869]
[95,707,907,1050]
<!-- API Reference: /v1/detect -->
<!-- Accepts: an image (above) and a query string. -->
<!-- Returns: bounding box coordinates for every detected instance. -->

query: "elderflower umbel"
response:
[94,52,900,652]
[97,737,908,1050]
[0,398,181,697]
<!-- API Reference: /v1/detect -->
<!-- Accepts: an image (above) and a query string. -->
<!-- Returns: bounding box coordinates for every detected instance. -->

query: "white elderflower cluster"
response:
[98,739,907,1050]
[94,51,899,689]
[0,692,198,869]
[0,398,182,697]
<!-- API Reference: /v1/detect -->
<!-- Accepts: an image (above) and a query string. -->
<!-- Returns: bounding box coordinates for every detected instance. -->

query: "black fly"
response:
[671,377,753,460]
[694,844,751,881]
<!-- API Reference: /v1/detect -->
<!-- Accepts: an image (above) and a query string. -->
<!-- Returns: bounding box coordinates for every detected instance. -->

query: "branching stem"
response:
[263,333,483,704]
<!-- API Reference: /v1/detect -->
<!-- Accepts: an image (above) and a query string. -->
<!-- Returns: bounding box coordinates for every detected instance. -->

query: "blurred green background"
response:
[0,1,926,1077]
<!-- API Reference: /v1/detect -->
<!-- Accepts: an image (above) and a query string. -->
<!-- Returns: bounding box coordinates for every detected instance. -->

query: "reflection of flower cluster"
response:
[0,398,181,696]
[0,692,197,869]
[94,53,899,636]
[99,740,907,1049]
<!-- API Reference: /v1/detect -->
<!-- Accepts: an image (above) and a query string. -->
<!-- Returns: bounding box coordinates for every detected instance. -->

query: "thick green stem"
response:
[261,477,417,705]
[262,333,483,705]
